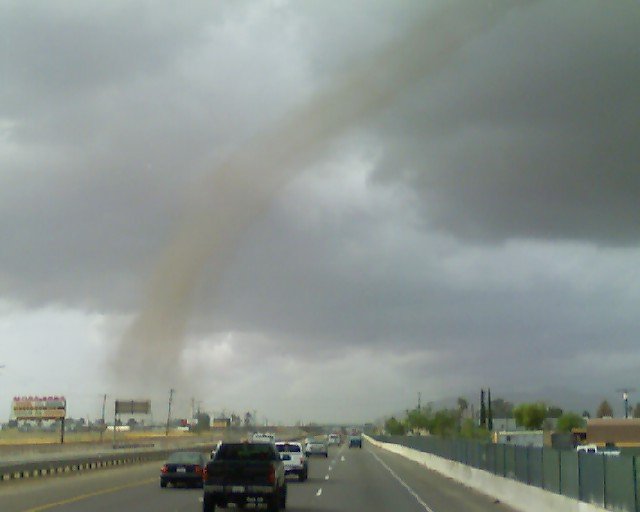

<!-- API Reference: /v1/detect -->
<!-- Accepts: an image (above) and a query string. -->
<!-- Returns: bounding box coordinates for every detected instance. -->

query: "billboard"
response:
[12,396,66,420]
[115,399,151,415]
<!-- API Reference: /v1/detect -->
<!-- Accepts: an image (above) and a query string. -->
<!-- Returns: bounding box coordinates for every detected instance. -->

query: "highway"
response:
[0,440,518,512]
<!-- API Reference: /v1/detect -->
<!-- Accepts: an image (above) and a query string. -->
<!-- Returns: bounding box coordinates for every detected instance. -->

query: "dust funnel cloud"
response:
[113,1,534,388]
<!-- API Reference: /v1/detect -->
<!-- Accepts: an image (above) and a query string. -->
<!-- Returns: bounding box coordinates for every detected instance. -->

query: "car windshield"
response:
[167,452,202,464]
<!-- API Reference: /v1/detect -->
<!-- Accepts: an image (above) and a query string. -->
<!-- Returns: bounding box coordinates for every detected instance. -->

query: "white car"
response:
[275,442,308,481]
[328,434,341,445]
[576,444,620,456]
[305,438,329,457]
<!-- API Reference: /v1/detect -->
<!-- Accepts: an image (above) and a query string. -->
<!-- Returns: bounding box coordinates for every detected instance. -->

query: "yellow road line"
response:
[20,478,156,512]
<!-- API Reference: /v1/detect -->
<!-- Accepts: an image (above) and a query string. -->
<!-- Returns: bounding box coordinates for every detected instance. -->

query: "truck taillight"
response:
[161,465,168,474]
[267,465,276,485]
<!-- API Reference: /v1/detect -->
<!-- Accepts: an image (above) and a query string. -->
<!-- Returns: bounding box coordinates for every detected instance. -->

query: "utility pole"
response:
[616,388,636,418]
[166,388,175,436]
[417,392,422,411]
[487,388,493,431]
[100,394,107,442]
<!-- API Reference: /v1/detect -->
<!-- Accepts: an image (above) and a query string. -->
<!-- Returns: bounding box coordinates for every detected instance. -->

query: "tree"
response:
[513,403,547,430]
[431,410,457,438]
[491,398,514,418]
[582,410,591,419]
[194,413,211,432]
[406,406,432,432]
[460,418,491,441]
[487,389,493,430]
[596,400,613,418]
[457,397,468,417]
[546,406,563,419]
[457,397,468,431]
[385,417,406,435]
[556,413,585,433]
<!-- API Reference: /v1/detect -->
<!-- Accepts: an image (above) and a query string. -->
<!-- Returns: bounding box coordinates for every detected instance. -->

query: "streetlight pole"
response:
[616,388,636,419]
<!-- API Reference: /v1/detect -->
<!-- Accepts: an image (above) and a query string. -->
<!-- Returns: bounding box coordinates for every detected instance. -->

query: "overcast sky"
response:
[1,0,639,424]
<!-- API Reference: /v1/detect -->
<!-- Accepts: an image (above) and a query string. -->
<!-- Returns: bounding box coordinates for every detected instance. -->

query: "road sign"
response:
[115,400,151,415]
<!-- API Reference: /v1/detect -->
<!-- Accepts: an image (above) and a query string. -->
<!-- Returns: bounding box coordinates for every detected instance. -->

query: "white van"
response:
[251,432,276,444]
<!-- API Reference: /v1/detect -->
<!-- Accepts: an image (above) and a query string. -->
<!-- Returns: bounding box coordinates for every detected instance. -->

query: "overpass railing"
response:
[372,435,639,512]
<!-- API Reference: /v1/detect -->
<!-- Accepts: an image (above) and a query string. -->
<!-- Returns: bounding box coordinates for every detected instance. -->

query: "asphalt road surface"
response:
[0,440,518,512]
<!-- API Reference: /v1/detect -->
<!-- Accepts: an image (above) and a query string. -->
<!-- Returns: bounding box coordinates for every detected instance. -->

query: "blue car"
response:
[349,435,362,448]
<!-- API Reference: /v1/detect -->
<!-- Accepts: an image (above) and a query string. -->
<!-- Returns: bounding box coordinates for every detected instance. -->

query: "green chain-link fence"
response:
[372,435,639,511]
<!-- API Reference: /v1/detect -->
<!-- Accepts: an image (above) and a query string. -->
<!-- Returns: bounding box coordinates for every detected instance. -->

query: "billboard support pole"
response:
[100,394,107,442]
[113,404,117,446]
[60,417,65,444]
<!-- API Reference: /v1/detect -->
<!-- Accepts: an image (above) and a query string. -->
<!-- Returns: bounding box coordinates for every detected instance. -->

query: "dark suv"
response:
[349,435,362,448]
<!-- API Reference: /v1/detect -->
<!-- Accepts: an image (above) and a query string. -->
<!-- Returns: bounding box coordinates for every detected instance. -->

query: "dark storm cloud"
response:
[371,0,640,244]
[0,0,310,309]
[2,0,639,418]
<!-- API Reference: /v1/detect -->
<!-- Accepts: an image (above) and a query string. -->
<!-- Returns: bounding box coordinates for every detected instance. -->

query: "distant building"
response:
[493,430,544,447]
[212,417,231,429]
[491,417,559,432]
[587,418,640,447]
[491,418,520,432]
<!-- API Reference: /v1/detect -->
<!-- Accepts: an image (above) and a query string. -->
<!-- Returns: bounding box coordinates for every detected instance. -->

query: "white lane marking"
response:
[340,455,346,462]
[370,451,437,512]
[316,488,323,497]
[328,466,333,471]
[198,497,203,502]
[324,474,330,480]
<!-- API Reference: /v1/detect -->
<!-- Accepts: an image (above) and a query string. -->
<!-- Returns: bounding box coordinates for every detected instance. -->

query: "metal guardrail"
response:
[0,430,306,483]
[0,444,217,483]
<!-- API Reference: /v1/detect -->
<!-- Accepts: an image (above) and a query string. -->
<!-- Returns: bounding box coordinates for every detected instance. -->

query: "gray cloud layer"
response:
[2,0,639,421]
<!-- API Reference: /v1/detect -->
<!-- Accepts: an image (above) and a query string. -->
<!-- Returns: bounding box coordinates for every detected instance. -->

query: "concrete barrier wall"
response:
[366,435,609,512]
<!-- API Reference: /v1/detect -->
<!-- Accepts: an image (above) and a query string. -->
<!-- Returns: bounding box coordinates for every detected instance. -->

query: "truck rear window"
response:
[215,444,277,461]
[276,443,301,453]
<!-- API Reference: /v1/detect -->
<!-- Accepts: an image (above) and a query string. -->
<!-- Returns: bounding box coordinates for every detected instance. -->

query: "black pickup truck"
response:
[202,442,288,511]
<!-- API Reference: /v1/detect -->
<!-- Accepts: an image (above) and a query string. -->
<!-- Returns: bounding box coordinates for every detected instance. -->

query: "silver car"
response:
[305,438,328,457]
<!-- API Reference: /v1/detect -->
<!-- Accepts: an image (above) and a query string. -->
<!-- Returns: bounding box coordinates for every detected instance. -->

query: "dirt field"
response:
[0,428,198,446]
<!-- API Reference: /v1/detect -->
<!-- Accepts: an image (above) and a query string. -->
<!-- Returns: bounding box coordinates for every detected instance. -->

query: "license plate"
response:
[176,467,186,473]
[231,486,245,493]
